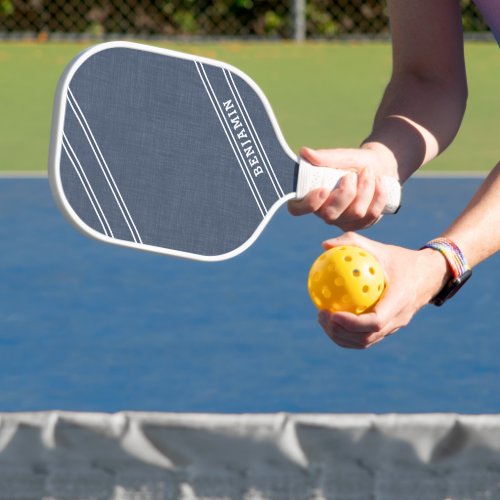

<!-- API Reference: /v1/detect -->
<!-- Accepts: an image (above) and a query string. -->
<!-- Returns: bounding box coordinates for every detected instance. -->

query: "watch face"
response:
[432,269,472,306]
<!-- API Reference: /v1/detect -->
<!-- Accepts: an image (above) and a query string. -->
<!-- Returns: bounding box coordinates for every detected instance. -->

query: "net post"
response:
[292,0,306,42]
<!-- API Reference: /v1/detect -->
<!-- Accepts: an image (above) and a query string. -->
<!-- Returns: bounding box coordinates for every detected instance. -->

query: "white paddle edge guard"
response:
[296,159,402,214]
[48,41,300,263]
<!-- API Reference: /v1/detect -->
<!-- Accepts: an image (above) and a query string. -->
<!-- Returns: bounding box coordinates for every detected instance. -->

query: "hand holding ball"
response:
[308,245,385,314]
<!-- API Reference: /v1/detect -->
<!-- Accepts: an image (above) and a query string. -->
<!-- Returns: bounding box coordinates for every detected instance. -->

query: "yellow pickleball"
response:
[308,245,385,314]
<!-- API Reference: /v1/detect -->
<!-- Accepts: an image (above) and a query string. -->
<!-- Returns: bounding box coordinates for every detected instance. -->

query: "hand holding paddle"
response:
[289,146,399,231]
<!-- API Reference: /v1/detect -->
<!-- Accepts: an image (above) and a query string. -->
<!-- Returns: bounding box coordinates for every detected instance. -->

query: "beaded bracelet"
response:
[421,238,470,278]
[421,237,472,306]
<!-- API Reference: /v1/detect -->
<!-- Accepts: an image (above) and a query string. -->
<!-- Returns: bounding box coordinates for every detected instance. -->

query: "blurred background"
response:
[0,1,497,177]
[0,0,492,41]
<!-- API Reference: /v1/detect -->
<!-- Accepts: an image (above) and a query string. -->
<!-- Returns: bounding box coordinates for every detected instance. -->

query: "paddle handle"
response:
[295,159,401,214]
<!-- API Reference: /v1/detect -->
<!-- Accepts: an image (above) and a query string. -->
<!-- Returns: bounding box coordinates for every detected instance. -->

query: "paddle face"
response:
[49,42,298,261]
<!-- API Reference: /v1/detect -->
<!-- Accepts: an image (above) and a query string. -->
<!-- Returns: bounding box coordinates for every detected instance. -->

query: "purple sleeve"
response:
[473,0,500,44]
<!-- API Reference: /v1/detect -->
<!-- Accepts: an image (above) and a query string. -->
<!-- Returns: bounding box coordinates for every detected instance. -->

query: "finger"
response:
[335,170,392,232]
[330,168,378,230]
[331,336,366,349]
[301,147,370,171]
[318,311,373,349]
[331,317,391,348]
[299,146,324,167]
[348,176,388,229]
[291,148,371,222]
[288,188,330,216]
[364,176,387,222]
[339,216,382,233]
[326,325,383,349]
[322,231,370,250]
[330,311,385,335]
[319,309,396,349]
[348,167,376,219]
[316,172,357,224]
[321,324,366,349]
[332,298,402,341]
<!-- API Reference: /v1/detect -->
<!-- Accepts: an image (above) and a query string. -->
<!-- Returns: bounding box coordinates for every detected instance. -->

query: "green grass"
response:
[0,40,497,172]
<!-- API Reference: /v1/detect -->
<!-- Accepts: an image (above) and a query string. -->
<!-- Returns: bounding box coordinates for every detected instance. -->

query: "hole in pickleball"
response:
[352,269,360,277]
[313,294,322,307]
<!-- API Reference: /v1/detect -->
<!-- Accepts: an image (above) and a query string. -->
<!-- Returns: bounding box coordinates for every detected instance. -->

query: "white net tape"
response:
[0,412,500,499]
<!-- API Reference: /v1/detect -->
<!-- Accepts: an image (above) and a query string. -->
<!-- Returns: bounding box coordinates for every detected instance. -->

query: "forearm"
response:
[361,0,467,182]
[363,73,467,182]
[412,163,500,307]
[441,162,500,267]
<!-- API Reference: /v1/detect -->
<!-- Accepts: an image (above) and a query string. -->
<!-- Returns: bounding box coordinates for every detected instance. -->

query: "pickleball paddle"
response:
[48,41,401,261]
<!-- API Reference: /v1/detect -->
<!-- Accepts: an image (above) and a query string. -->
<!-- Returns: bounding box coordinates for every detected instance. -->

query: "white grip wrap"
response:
[296,159,401,214]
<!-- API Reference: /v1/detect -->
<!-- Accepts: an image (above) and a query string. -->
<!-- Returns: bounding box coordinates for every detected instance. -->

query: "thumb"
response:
[322,231,371,250]
[300,146,367,171]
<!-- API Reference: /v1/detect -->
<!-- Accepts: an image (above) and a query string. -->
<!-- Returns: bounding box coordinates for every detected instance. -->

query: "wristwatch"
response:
[421,238,472,306]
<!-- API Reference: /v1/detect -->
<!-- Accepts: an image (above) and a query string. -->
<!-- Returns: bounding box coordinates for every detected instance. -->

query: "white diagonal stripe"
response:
[224,69,285,198]
[67,88,142,244]
[195,62,267,217]
[62,134,113,237]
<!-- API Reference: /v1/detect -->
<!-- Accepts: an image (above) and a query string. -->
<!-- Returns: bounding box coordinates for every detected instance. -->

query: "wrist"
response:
[360,141,399,179]
[418,248,452,302]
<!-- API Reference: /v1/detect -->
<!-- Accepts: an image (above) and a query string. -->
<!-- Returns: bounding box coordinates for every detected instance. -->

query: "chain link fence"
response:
[0,0,491,40]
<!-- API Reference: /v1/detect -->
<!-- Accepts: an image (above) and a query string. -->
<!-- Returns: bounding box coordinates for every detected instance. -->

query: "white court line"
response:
[0,172,48,178]
[414,171,487,178]
[0,171,488,179]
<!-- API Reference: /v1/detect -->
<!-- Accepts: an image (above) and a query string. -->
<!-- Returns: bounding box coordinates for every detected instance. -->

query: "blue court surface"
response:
[0,176,498,413]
